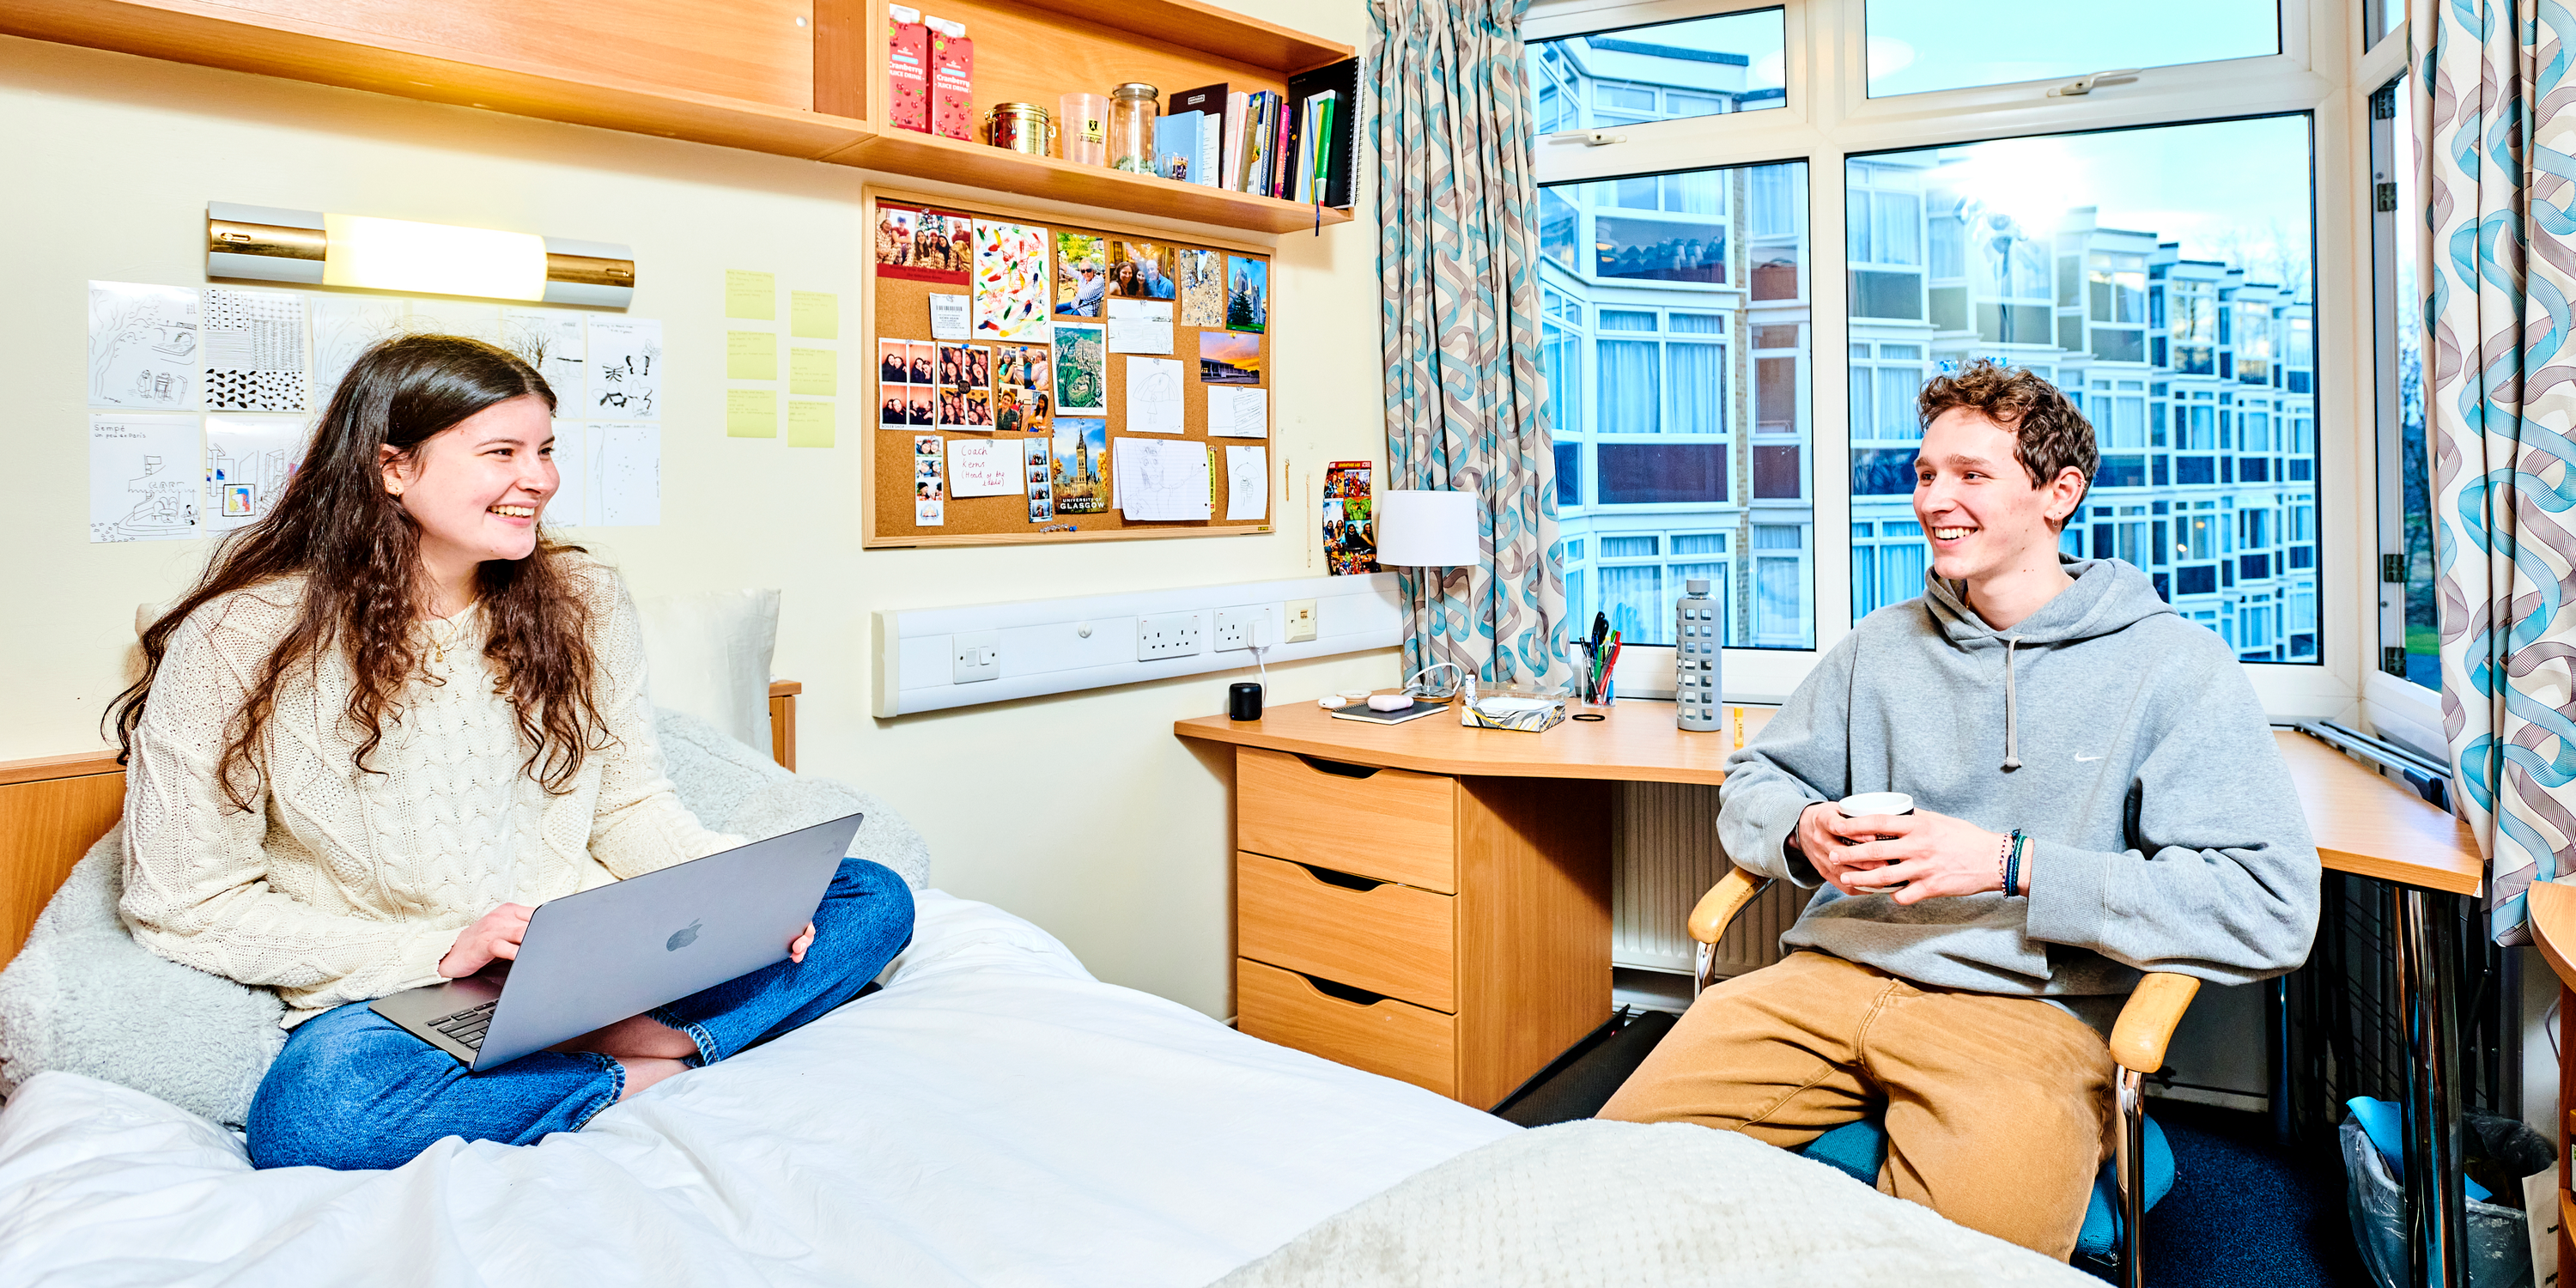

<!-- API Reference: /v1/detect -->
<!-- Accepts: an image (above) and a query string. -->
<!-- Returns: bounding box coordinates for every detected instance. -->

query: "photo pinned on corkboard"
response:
[876,204,969,283]
[1199,332,1262,386]
[1050,416,1109,515]
[1108,240,1175,302]
[1053,323,1106,416]
[995,343,1051,434]
[1177,248,1224,327]
[1054,233,1106,317]
[1226,255,1269,333]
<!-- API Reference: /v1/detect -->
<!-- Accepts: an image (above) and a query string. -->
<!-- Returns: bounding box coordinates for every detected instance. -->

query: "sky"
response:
[1877,114,2316,284]
[1862,0,2279,97]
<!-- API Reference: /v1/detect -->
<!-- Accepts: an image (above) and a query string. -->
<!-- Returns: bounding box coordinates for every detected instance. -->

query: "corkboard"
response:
[862,186,1275,548]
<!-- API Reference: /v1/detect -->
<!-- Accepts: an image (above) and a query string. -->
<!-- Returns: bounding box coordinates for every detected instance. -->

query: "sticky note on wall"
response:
[726,270,775,319]
[788,399,835,448]
[727,388,778,438]
[792,291,840,339]
[790,348,838,396]
[728,331,778,380]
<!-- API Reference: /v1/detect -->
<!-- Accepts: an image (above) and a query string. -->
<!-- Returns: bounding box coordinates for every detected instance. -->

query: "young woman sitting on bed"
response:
[107,335,914,1171]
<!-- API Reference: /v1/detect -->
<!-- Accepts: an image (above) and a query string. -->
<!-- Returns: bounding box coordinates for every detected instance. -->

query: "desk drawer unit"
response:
[1236,852,1455,1011]
[1236,957,1456,1098]
[1236,747,1456,893]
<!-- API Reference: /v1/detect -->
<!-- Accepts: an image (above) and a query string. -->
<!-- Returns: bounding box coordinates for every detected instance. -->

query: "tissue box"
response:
[1459,692,1567,733]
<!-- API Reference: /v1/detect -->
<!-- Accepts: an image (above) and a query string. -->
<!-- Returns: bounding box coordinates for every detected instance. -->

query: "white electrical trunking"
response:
[872,573,1405,716]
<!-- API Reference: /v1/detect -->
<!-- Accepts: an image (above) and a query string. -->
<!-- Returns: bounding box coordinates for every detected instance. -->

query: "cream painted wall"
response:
[0,0,1388,1018]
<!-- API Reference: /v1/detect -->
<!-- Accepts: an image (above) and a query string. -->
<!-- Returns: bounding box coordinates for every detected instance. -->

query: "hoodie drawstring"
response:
[2002,635,2022,771]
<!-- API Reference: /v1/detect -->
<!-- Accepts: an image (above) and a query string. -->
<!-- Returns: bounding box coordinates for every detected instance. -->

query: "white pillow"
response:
[634,588,781,755]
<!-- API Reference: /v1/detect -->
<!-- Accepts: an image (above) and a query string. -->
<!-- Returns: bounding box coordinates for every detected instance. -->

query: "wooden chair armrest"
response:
[2106,973,2201,1074]
[1687,867,1774,945]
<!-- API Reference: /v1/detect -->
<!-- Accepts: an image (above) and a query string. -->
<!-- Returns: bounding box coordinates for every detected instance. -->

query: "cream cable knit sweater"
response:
[118,557,742,1027]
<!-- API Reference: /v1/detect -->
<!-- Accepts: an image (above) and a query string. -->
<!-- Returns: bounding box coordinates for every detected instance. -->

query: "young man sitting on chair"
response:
[1599,360,2320,1261]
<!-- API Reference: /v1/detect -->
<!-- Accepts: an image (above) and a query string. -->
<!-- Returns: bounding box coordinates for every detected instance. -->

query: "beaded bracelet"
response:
[1996,830,2014,891]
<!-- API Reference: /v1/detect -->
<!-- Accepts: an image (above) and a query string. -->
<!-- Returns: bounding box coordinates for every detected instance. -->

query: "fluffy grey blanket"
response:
[1211,1120,2099,1288]
[0,710,928,1128]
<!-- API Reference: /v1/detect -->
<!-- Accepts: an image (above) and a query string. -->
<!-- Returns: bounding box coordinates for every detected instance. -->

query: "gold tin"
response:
[983,102,1052,155]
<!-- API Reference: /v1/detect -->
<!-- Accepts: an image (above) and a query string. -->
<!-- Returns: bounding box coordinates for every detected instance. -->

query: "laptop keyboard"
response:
[429,1000,497,1050]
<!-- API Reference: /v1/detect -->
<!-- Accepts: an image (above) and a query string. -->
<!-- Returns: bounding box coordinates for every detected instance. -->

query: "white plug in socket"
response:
[1212,609,1261,653]
[952,631,1000,683]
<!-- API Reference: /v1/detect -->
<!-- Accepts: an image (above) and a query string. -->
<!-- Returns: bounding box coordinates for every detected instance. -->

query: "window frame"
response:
[1528,0,2379,721]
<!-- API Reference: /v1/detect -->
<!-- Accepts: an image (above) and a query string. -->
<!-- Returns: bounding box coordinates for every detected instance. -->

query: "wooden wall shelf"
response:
[5,0,1357,238]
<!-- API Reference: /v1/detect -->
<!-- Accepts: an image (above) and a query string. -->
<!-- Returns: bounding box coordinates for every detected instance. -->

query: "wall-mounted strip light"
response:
[205,202,635,307]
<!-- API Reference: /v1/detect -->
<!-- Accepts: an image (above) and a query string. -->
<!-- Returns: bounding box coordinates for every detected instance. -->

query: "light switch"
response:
[952,632,1000,683]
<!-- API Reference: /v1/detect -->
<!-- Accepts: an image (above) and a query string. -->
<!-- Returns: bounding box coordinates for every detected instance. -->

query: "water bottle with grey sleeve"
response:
[1675,578,1722,732]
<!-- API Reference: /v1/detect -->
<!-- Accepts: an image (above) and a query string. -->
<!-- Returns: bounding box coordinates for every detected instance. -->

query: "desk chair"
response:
[1687,867,2196,1287]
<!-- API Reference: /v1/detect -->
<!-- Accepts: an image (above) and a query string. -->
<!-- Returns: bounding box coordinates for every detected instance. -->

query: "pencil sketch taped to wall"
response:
[586,319,663,419]
[88,282,201,410]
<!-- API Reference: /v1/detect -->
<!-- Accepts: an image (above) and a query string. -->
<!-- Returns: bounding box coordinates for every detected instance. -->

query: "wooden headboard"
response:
[0,681,805,973]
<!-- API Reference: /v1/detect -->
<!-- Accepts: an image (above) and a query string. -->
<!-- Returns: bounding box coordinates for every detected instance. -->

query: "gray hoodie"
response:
[1719,556,2319,1028]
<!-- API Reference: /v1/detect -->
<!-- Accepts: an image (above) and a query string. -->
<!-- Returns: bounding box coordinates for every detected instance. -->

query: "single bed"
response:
[0,889,1516,1287]
[0,694,2093,1287]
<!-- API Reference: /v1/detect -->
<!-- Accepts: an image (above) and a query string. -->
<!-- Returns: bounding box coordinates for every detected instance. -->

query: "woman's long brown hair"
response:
[109,334,608,810]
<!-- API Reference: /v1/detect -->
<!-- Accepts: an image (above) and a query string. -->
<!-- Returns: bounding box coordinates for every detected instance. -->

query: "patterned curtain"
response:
[1370,0,1570,690]
[2423,1,2576,944]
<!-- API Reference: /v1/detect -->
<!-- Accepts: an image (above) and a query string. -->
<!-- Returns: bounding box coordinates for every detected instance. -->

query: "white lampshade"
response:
[1376,489,1480,567]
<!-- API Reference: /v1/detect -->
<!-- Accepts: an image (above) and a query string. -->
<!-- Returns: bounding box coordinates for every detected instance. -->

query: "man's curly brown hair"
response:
[1916,359,2098,531]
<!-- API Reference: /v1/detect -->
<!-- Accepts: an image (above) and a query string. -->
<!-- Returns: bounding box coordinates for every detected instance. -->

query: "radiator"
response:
[1612,781,1809,978]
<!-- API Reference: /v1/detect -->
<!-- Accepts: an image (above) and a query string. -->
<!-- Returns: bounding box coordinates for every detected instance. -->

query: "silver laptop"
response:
[373,813,865,1072]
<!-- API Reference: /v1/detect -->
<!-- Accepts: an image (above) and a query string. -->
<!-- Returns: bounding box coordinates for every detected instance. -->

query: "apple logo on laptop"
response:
[667,920,702,951]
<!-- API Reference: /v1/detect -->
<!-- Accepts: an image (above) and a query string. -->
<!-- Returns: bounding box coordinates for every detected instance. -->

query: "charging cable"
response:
[1249,621,1271,691]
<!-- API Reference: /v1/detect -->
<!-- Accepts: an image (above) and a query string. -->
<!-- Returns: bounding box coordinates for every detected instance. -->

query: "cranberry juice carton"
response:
[926,16,974,143]
[887,5,930,133]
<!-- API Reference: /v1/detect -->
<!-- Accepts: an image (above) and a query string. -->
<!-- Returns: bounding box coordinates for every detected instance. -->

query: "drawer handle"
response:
[1291,861,1388,893]
[1297,970,1390,1007]
[1293,755,1382,780]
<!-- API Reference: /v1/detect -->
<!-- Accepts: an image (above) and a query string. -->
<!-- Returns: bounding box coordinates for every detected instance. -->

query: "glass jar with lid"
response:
[1108,83,1159,174]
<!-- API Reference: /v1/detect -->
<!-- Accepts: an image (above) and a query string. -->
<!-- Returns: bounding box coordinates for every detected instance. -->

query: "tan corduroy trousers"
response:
[1598,951,2116,1261]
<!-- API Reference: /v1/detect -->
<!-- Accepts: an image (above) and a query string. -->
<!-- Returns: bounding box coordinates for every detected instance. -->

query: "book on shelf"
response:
[1286,58,1359,209]
[1155,112,1203,185]
[1222,90,1250,193]
[1169,84,1229,189]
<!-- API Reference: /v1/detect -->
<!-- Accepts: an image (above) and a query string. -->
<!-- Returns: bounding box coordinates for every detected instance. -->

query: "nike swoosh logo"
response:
[2075,755,2104,762]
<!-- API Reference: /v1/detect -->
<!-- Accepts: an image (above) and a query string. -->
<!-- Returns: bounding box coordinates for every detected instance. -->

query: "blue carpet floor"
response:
[2138,1103,2366,1288]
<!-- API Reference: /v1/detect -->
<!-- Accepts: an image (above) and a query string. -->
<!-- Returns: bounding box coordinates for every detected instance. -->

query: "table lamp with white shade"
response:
[1375,489,1481,568]
[1375,489,1483,702]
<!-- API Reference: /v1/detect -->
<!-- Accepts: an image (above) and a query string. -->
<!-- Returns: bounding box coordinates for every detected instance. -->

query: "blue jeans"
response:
[246,857,915,1170]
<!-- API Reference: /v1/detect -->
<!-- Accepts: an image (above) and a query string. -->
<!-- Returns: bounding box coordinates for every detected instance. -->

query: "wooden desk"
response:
[2524,883,2576,1280]
[1179,699,2485,1285]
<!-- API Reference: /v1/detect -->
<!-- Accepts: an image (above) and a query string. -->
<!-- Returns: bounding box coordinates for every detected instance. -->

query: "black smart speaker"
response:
[1227,682,1264,721]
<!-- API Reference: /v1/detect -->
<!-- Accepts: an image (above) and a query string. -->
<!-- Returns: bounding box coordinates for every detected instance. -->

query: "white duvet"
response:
[0,891,1515,1287]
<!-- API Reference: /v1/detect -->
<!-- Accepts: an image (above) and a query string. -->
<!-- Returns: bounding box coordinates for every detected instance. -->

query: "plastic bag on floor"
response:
[2341,1118,2532,1288]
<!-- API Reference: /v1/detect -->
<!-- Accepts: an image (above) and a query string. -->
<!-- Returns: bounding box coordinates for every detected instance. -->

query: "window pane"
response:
[1598,340,1660,433]
[1599,444,1727,503]
[1864,0,2281,99]
[1546,158,1814,651]
[1847,116,2317,665]
[2375,74,2437,690]
[1528,9,1788,132]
